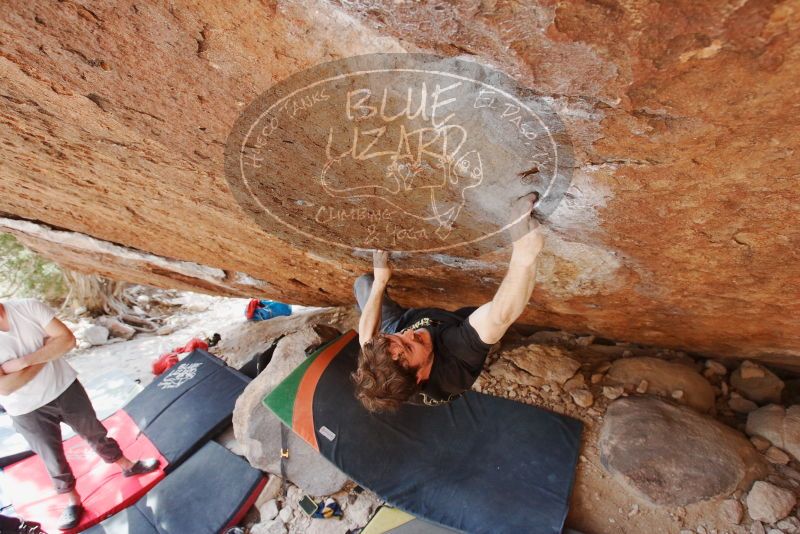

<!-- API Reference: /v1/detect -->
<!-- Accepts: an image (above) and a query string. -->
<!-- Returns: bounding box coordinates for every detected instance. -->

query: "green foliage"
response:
[0,233,66,304]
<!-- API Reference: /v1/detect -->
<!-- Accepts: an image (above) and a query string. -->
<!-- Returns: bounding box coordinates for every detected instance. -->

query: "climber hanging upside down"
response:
[351,193,544,412]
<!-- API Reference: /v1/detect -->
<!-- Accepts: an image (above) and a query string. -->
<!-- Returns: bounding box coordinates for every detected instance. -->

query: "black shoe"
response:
[57,504,83,530]
[122,458,160,477]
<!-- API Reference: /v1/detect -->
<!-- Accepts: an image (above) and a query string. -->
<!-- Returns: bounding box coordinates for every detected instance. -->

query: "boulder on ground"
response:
[731,361,784,404]
[82,325,110,346]
[499,344,580,385]
[746,481,796,524]
[599,396,766,506]
[606,357,716,413]
[216,306,357,370]
[233,327,348,497]
[97,316,136,339]
[746,404,800,461]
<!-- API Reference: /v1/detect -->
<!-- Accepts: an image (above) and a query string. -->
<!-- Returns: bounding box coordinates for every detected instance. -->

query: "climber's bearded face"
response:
[384,328,433,371]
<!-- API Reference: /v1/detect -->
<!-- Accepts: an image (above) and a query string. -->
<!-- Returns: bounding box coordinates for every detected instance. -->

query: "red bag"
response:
[152,338,209,375]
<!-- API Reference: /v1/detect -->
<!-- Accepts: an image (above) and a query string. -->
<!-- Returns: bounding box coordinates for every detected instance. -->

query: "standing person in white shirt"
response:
[0,299,159,530]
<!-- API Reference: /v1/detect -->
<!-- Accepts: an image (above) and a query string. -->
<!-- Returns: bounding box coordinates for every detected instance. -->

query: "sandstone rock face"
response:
[599,396,766,506]
[232,328,349,496]
[606,357,716,413]
[0,1,799,363]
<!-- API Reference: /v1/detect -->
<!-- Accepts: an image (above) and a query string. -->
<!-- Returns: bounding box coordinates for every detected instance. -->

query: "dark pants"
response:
[10,380,123,494]
[353,274,408,334]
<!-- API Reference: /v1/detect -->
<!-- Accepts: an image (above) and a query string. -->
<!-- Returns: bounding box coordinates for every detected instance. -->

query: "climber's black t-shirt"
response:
[395,307,493,406]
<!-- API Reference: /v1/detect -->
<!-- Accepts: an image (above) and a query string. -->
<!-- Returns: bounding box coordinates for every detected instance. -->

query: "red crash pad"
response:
[1,410,166,533]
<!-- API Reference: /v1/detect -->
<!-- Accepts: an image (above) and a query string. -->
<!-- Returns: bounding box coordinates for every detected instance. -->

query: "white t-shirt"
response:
[0,299,77,416]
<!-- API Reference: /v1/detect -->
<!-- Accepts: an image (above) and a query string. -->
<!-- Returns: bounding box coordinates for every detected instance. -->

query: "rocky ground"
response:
[64,291,800,534]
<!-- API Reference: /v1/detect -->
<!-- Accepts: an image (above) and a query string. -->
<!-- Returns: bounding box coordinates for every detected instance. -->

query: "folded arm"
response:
[0,364,47,396]
[0,317,76,394]
[468,194,544,345]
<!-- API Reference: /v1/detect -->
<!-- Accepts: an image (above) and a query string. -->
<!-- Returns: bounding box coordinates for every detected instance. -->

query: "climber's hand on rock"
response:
[509,193,544,264]
[373,250,392,285]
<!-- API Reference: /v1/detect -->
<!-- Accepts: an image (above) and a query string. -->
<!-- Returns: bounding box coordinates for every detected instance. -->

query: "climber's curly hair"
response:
[351,333,419,413]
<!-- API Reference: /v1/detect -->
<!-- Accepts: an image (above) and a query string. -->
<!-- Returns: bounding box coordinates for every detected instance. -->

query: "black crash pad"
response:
[85,440,266,534]
[264,332,583,534]
[123,349,250,468]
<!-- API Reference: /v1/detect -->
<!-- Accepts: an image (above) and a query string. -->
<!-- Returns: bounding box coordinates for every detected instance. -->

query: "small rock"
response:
[729,397,759,414]
[741,361,767,379]
[603,386,624,400]
[570,389,594,408]
[765,446,791,465]
[250,519,286,534]
[672,390,684,400]
[254,476,283,510]
[259,499,279,521]
[777,517,800,534]
[721,382,729,396]
[97,317,136,340]
[278,506,292,523]
[591,373,604,384]
[564,374,586,392]
[731,361,784,404]
[576,335,595,347]
[636,379,649,394]
[155,323,179,336]
[488,359,544,387]
[606,357,716,413]
[500,344,581,385]
[82,325,109,346]
[719,499,743,524]
[751,522,766,534]
[746,481,797,524]
[622,350,632,358]
[747,405,800,461]
[751,436,772,451]
[628,504,639,517]
[706,360,728,376]
[767,529,783,534]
